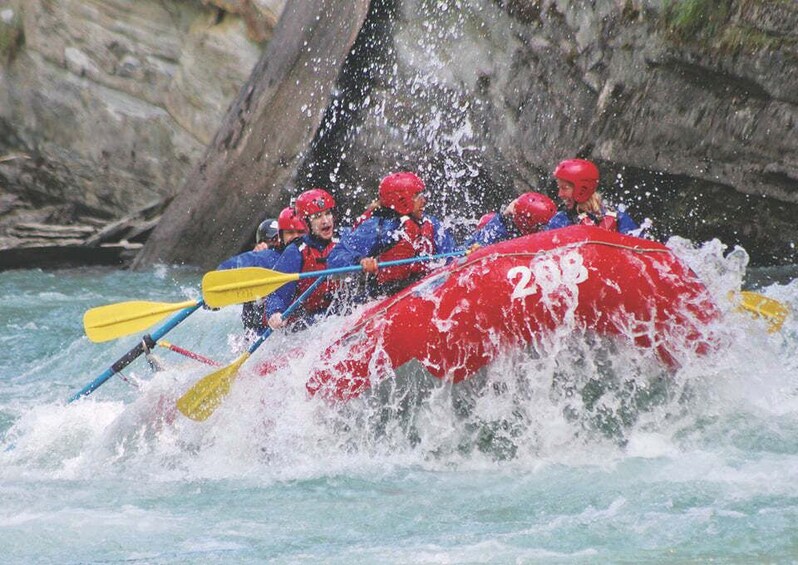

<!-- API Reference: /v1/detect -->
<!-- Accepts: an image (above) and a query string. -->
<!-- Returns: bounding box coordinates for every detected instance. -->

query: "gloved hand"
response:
[268,312,285,330]
[360,257,379,274]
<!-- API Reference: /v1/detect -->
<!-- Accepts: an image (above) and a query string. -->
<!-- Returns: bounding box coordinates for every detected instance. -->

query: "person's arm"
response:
[217,249,280,271]
[616,210,640,234]
[216,252,246,270]
[327,219,380,269]
[543,211,571,231]
[430,217,458,254]
[264,245,302,325]
[465,213,510,247]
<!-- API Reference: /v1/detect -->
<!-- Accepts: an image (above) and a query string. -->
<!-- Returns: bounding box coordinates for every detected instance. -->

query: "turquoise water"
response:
[1,242,797,563]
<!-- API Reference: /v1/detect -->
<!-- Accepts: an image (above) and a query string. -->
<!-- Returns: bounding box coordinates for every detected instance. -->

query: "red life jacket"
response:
[296,238,337,313]
[376,215,435,286]
[577,209,618,231]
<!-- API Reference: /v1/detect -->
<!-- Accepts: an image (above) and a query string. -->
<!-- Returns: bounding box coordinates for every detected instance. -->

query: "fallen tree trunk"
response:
[133,0,371,269]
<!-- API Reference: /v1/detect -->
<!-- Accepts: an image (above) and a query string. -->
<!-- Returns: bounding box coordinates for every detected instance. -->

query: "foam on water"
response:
[1,240,796,561]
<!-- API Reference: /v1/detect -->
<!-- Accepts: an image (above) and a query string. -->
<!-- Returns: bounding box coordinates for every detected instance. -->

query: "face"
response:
[308,209,334,240]
[280,229,305,246]
[410,192,427,220]
[557,179,576,210]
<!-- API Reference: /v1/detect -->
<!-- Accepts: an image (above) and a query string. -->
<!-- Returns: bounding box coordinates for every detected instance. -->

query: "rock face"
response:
[132,0,371,268]
[1,0,797,267]
[0,0,279,218]
[297,0,798,265]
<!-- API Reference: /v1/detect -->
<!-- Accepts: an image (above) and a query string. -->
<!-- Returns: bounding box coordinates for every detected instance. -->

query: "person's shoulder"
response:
[278,240,304,261]
[283,238,304,251]
[489,212,509,228]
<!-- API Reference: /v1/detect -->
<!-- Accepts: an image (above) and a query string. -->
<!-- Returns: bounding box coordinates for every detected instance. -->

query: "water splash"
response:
[1,240,796,486]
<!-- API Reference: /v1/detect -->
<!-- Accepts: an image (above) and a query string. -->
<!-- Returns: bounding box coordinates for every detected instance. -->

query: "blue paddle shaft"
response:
[68,300,203,402]
[248,253,464,354]
[248,276,326,354]
[296,251,465,281]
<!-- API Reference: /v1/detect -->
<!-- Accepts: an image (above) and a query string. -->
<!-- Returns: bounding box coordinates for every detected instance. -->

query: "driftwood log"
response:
[133,0,371,270]
[0,199,167,271]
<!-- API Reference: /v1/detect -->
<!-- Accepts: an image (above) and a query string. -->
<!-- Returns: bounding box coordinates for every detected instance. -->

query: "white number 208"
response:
[507,252,588,301]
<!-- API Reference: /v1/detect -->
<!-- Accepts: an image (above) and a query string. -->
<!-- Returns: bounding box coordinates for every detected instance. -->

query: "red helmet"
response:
[379,172,425,215]
[476,212,496,230]
[295,188,335,218]
[512,192,557,235]
[553,159,600,203]
[277,206,308,232]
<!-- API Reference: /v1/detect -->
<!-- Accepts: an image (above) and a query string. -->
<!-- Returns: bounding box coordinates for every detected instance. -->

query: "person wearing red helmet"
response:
[266,188,339,330]
[216,207,308,331]
[275,205,310,244]
[252,207,309,251]
[465,192,557,248]
[328,171,456,297]
[476,212,496,231]
[217,207,308,271]
[546,158,639,234]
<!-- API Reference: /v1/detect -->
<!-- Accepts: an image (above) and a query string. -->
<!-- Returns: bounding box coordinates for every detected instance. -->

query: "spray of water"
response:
[2,236,792,486]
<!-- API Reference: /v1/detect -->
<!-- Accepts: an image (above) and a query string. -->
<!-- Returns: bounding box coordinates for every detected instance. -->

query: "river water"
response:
[1,239,797,563]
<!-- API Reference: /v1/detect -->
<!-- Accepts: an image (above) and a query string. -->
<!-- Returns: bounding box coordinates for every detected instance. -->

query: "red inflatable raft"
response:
[267,226,720,402]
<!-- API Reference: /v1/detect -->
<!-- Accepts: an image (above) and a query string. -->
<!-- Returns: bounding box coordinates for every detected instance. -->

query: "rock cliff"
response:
[0,0,279,237]
[298,0,798,265]
[1,0,796,267]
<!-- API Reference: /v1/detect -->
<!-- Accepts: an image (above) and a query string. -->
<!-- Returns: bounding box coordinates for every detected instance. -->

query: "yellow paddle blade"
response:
[83,300,199,343]
[176,352,251,421]
[202,267,300,308]
[734,291,789,333]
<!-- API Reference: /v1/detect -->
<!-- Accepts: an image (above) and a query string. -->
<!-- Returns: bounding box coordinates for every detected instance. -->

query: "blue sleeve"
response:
[616,210,640,234]
[430,217,457,254]
[265,245,303,316]
[465,214,510,247]
[328,218,382,269]
[218,249,280,270]
[544,211,571,231]
[217,252,249,270]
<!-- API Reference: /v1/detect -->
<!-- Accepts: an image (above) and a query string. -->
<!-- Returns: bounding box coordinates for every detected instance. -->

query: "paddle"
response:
[157,340,220,367]
[83,298,201,343]
[69,301,204,402]
[735,290,789,333]
[176,277,327,422]
[202,251,465,308]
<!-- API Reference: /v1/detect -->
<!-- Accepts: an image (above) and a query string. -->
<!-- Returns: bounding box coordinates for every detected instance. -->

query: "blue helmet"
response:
[256,218,279,244]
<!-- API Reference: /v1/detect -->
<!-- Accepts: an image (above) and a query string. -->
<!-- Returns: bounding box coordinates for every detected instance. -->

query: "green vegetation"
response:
[661,0,795,53]
[662,0,732,42]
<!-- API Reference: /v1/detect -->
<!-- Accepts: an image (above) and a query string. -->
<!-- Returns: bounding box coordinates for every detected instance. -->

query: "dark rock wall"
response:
[297,0,798,265]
